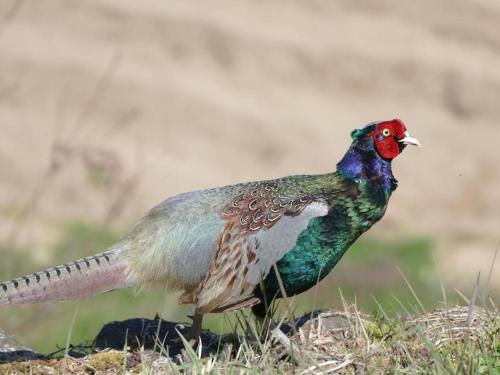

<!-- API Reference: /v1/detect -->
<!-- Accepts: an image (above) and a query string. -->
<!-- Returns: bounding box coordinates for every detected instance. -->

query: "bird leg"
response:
[251,303,273,337]
[187,311,203,346]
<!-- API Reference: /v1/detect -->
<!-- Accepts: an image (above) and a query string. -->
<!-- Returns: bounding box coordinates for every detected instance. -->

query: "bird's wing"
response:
[188,186,330,314]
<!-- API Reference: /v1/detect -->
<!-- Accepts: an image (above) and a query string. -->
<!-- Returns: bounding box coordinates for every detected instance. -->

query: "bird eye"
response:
[382,128,391,137]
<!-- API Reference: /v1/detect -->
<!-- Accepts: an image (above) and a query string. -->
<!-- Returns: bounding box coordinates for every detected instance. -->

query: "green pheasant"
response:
[0,119,419,340]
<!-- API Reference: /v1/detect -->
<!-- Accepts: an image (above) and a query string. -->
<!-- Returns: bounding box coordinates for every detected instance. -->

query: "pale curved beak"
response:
[398,131,421,147]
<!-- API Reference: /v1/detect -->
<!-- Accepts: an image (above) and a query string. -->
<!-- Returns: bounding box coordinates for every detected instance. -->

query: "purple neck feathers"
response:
[337,145,397,192]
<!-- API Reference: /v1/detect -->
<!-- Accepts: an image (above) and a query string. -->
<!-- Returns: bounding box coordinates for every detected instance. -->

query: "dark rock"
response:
[94,317,220,357]
[0,327,46,363]
[0,350,47,363]
[281,310,323,334]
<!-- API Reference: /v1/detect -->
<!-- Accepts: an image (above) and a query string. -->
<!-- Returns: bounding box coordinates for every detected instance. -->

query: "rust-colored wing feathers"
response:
[220,187,312,232]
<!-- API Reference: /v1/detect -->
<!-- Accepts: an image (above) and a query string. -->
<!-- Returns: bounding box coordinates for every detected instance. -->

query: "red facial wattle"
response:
[371,119,407,160]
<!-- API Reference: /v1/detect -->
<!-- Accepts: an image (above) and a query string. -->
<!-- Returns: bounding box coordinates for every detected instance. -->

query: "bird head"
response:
[351,119,420,160]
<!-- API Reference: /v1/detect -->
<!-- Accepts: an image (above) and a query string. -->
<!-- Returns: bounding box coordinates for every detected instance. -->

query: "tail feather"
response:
[0,247,134,305]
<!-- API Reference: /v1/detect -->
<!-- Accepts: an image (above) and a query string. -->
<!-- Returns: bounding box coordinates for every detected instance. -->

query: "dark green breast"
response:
[256,177,391,303]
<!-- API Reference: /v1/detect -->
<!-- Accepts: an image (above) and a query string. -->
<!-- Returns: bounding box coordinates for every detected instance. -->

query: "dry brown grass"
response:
[0,305,497,374]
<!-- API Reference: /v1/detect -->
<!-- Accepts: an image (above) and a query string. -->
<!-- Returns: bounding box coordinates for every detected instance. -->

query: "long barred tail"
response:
[0,247,135,305]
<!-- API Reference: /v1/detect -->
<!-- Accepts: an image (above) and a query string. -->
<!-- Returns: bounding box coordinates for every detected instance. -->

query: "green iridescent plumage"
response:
[257,173,391,303]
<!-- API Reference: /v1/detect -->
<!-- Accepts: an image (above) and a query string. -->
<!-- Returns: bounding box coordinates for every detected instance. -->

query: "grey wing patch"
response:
[193,198,329,313]
[244,200,329,286]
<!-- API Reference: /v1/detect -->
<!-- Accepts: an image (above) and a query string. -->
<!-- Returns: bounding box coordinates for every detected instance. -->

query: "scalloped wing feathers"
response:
[187,188,330,314]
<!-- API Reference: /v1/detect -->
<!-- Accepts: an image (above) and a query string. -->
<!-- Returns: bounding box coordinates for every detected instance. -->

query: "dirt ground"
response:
[0,0,499,289]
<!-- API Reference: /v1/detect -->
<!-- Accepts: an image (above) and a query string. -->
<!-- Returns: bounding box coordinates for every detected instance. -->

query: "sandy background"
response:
[0,0,499,291]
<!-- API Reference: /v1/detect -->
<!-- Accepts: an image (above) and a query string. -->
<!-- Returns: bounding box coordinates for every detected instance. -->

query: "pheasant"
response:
[0,119,419,341]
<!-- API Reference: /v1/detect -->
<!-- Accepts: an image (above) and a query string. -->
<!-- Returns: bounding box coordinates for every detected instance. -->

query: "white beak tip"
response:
[399,132,421,147]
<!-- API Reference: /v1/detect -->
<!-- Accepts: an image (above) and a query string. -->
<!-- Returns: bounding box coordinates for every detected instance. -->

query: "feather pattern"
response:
[0,247,133,305]
[185,186,330,313]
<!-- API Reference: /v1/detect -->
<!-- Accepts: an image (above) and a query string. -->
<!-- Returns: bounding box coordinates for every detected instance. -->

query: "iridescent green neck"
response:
[258,156,394,303]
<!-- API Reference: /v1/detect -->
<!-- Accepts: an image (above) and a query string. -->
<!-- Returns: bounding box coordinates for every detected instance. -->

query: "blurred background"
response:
[0,0,499,352]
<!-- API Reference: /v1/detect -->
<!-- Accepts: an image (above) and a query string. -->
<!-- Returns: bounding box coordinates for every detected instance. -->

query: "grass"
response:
[0,220,498,373]
[0,304,497,374]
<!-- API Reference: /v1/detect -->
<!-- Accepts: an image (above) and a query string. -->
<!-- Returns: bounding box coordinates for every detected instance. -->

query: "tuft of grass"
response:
[88,350,126,372]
